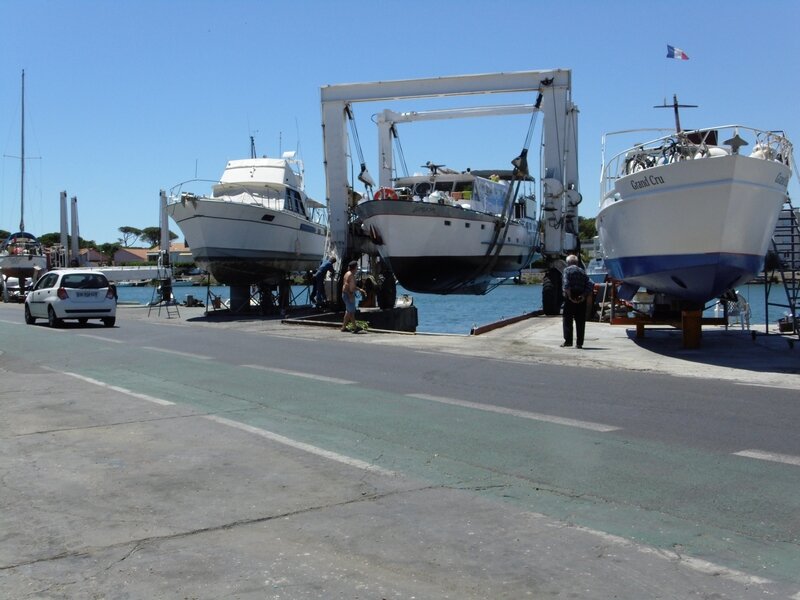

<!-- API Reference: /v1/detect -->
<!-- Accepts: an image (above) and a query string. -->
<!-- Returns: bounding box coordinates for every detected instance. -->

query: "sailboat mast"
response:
[20,70,25,232]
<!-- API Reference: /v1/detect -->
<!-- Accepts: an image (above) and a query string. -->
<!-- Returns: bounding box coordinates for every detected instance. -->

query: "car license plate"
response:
[76,291,98,297]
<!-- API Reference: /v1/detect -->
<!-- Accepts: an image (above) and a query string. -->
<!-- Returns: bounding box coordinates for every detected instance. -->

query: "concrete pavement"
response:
[1,302,798,598]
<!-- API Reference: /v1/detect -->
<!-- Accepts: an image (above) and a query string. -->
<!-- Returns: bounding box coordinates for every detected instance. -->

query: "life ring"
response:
[374,187,398,200]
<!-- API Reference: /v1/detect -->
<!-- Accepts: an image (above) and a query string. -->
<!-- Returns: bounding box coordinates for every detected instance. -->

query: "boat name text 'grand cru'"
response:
[629,174,665,190]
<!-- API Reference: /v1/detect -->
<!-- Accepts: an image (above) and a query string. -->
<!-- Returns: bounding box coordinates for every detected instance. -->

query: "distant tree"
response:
[140,227,178,248]
[39,232,62,246]
[0,229,9,241]
[98,242,121,260]
[578,217,597,241]
[118,226,142,247]
[38,232,96,249]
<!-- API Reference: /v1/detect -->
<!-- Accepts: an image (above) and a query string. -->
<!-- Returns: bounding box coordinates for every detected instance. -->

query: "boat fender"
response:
[374,187,398,200]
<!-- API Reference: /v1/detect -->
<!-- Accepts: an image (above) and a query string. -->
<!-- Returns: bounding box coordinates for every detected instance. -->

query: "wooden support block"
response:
[682,310,702,349]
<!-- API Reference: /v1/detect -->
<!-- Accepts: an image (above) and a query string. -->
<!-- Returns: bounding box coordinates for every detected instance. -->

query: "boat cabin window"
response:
[285,188,305,215]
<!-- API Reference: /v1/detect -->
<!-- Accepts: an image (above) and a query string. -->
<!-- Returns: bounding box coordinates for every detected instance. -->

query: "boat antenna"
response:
[20,69,25,232]
[250,135,256,159]
[654,94,697,134]
[294,117,302,159]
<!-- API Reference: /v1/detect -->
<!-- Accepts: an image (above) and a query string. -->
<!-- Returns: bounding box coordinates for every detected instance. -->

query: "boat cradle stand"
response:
[605,282,725,349]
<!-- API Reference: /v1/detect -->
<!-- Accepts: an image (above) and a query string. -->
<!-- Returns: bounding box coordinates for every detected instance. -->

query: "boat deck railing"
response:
[600,125,794,200]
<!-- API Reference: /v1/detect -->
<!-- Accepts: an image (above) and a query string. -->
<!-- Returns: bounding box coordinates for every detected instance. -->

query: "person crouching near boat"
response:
[341,260,365,332]
[311,255,336,307]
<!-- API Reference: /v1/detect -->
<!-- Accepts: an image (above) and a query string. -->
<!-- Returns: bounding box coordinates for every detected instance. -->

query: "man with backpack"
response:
[561,254,594,348]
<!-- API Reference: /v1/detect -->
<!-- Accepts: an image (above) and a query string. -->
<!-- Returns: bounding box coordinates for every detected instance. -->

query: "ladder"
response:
[147,254,180,319]
[764,196,799,336]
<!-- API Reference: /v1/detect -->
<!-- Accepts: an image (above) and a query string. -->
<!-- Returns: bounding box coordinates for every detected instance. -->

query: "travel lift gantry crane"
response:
[320,69,581,315]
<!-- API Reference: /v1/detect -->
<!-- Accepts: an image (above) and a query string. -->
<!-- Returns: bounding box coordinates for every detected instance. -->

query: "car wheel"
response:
[78,318,88,325]
[102,317,116,327]
[48,306,62,328]
[24,305,35,325]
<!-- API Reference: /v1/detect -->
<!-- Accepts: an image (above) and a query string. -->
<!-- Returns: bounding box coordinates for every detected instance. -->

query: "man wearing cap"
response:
[341,259,365,332]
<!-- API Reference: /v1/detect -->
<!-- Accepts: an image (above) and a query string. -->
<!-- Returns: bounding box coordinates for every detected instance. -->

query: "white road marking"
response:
[407,393,620,432]
[568,524,773,586]
[78,334,124,343]
[205,415,396,476]
[58,371,175,406]
[0,319,22,325]
[141,346,212,360]
[242,364,355,385]
[733,449,800,467]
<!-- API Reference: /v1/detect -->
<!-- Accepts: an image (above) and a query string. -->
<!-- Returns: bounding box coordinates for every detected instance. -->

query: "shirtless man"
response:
[341,260,365,332]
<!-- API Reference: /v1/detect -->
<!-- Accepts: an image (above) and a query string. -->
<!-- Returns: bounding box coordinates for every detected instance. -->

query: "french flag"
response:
[666,45,689,60]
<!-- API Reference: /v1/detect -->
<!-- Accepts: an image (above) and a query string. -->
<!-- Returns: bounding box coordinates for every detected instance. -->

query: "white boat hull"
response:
[0,254,47,280]
[598,153,790,304]
[356,200,538,294]
[168,198,327,285]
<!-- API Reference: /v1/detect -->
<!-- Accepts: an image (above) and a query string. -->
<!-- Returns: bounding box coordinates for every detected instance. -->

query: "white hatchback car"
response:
[25,269,117,327]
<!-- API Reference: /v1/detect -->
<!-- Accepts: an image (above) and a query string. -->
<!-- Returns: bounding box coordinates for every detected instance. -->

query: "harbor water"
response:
[116,282,792,335]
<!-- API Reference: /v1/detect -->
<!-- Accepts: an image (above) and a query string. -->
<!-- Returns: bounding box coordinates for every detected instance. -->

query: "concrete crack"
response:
[0,483,437,572]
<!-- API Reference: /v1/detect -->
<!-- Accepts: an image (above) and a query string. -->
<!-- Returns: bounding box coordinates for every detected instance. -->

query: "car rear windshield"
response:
[61,274,109,289]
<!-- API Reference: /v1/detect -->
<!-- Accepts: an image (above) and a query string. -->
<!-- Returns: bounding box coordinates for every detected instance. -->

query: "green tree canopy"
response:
[578,217,597,241]
[140,227,179,248]
[118,226,143,247]
[39,232,96,249]
[98,242,121,259]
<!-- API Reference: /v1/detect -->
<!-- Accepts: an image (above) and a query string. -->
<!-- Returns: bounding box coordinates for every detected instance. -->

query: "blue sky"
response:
[2,0,799,245]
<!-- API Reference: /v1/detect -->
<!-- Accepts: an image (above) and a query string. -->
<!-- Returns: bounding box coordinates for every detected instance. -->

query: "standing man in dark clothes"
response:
[561,254,594,348]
